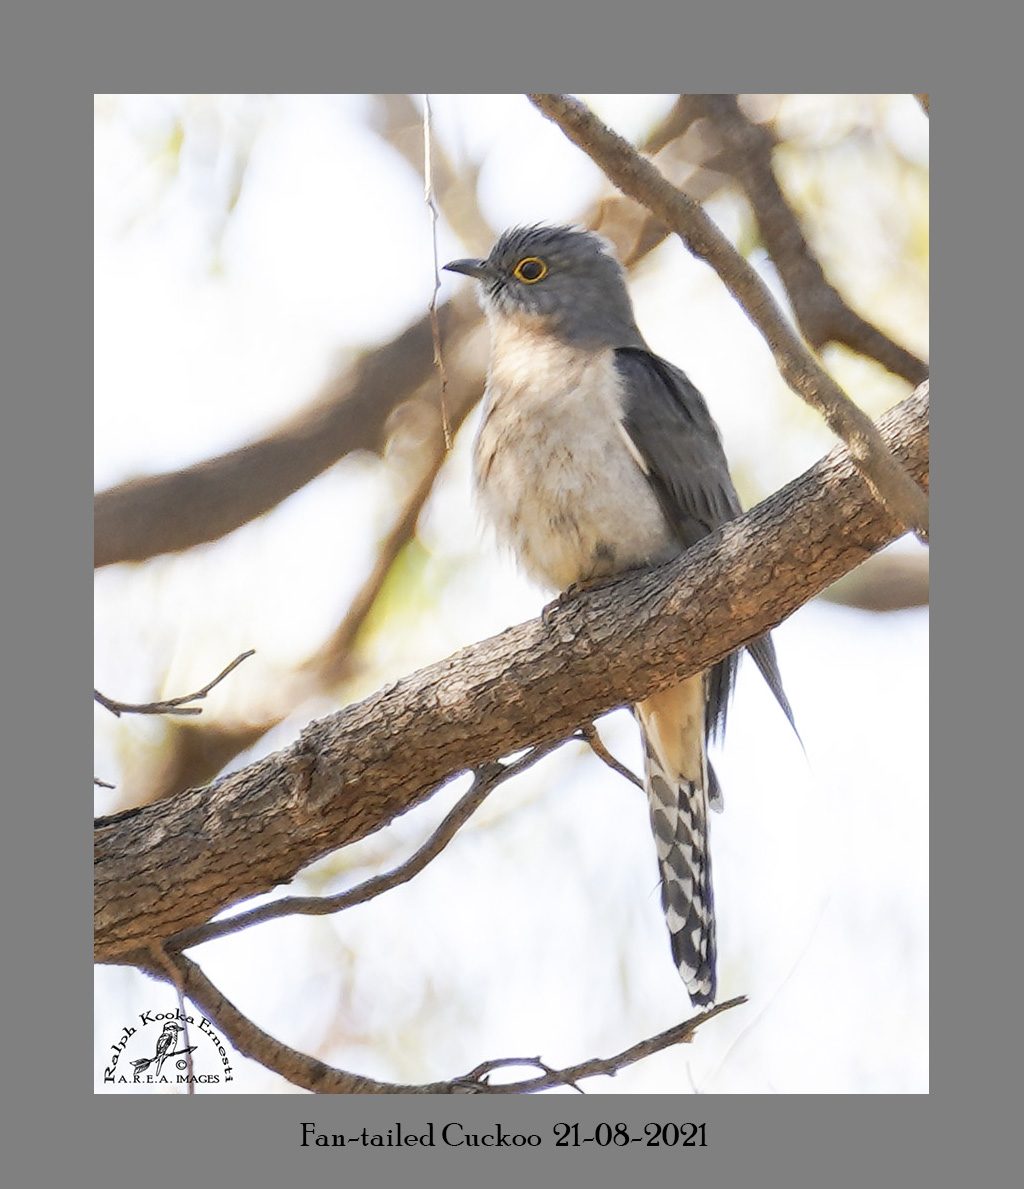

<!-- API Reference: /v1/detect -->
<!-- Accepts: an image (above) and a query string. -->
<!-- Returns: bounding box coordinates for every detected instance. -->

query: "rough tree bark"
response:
[95,383,928,967]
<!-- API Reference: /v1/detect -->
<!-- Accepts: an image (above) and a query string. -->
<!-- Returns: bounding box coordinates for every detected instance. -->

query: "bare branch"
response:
[119,356,484,808]
[457,1055,585,1093]
[579,723,644,791]
[94,650,255,718]
[528,93,929,541]
[423,94,453,450]
[452,995,748,1094]
[147,941,197,1092]
[154,949,745,1093]
[95,384,928,964]
[371,93,496,250]
[641,95,700,155]
[687,94,928,385]
[167,737,571,951]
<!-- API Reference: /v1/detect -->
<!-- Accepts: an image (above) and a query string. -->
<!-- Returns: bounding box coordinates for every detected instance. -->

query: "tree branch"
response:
[152,948,746,1093]
[95,384,928,965]
[166,737,572,951]
[687,94,928,385]
[115,346,486,808]
[579,723,644,791]
[116,99,716,806]
[527,93,929,541]
[93,650,255,717]
[371,93,496,251]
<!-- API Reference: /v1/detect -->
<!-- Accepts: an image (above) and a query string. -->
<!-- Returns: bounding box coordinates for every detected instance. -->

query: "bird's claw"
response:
[542,583,581,627]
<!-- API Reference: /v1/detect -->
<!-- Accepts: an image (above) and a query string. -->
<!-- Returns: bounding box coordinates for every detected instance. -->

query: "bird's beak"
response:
[443,257,495,281]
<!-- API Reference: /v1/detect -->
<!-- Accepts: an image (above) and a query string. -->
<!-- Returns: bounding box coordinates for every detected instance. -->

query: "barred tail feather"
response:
[636,678,717,1006]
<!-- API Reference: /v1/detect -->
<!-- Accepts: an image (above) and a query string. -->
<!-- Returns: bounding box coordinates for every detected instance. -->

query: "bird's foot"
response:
[542,588,575,628]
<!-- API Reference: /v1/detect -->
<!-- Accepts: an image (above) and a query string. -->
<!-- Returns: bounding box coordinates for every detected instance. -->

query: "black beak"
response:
[443,257,494,281]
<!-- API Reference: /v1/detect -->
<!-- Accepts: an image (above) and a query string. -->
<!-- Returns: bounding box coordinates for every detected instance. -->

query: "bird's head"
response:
[445,225,642,348]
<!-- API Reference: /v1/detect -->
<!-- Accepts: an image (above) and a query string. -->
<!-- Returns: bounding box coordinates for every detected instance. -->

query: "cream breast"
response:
[473,325,678,591]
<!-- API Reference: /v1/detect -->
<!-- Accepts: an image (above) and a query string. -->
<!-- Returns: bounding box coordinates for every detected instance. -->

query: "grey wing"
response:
[615,346,797,741]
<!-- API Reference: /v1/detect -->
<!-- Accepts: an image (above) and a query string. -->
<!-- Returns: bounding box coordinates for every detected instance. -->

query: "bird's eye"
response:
[513,256,548,284]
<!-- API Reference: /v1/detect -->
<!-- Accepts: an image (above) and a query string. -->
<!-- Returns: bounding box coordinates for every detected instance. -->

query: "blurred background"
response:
[94,94,928,1093]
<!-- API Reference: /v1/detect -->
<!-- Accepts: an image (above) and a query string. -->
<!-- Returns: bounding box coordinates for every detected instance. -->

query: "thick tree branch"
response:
[95,384,928,965]
[155,950,744,1093]
[528,93,929,541]
[166,737,571,951]
[119,104,716,807]
[687,94,928,386]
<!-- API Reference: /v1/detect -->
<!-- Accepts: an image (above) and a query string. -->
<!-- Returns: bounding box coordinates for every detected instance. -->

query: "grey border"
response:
[10,0,1013,1181]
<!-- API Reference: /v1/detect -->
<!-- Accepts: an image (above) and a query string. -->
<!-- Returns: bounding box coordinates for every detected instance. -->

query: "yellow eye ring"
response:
[513,256,548,284]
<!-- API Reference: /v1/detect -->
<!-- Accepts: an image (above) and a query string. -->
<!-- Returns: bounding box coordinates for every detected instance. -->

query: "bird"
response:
[445,225,797,1007]
[131,1021,182,1076]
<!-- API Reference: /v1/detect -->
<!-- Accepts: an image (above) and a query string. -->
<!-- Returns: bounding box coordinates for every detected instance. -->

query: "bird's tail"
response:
[636,675,716,1007]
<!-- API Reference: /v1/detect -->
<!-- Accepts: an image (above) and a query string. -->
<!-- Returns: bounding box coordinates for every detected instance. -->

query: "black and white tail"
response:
[636,675,717,1006]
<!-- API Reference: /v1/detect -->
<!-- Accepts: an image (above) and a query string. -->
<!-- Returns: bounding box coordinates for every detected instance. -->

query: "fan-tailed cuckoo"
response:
[446,225,796,1005]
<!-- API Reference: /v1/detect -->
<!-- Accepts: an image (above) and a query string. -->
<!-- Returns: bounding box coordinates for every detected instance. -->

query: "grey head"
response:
[444,224,646,350]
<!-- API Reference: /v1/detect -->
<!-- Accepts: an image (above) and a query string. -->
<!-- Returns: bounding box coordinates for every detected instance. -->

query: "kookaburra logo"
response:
[130,1021,197,1077]
[102,1008,234,1086]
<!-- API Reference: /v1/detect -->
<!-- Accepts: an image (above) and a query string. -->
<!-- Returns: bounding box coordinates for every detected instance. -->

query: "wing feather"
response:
[615,346,796,741]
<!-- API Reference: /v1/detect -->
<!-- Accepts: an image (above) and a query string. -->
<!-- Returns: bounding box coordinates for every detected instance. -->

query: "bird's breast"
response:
[473,338,677,591]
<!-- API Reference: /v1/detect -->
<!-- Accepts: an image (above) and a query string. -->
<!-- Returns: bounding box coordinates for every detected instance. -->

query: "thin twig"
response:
[528,93,929,542]
[578,723,644,790]
[156,949,746,1093]
[372,93,495,250]
[94,777,116,789]
[457,1055,585,1093]
[423,94,452,451]
[453,996,748,1093]
[148,942,196,1093]
[167,736,570,952]
[94,650,255,717]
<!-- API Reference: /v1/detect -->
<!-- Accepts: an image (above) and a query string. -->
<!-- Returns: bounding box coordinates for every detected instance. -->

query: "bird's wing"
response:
[615,346,797,739]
